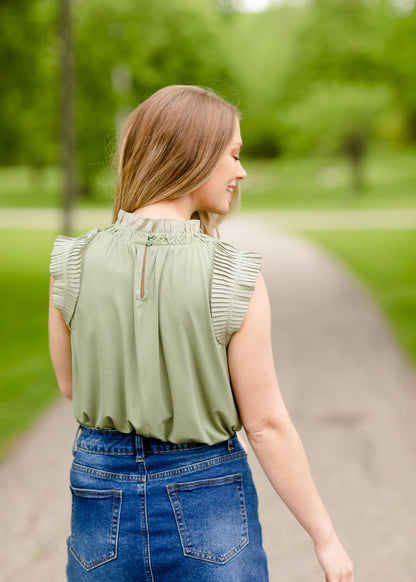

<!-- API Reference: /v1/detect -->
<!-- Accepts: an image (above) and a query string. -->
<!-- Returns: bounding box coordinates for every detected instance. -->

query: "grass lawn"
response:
[0,229,59,459]
[297,229,416,369]
[0,164,114,209]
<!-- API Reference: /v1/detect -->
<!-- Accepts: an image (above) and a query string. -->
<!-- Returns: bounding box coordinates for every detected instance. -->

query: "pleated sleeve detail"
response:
[49,228,100,327]
[211,240,262,346]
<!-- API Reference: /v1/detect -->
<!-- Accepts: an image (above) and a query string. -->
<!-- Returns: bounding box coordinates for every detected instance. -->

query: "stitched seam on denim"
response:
[139,481,155,582]
[71,452,246,482]
[76,445,135,455]
[167,474,241,491]
[238,475,249,546]
[76,442,213,454]
[148,450,247,481]
[72,462,142,482]
[112,491,122,564]
[138,484,147,580]
[166,487,190,555]
[180,539,249,563]
[146,443,212,453]
[75,444,213,454]
[166,474,249,563]
[69,488,122,569]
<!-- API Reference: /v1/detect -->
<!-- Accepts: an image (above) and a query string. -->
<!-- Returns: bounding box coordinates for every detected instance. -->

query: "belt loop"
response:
[135,433,144,462]
[227,434,236,452]
[72,425,82,455]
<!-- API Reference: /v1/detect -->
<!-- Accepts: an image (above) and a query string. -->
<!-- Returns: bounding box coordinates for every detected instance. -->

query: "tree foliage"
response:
[0,0,58,165]
[282,82,393,154]
[1,0,416,190]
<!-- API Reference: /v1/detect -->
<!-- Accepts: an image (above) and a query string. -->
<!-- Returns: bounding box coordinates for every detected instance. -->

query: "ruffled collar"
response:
[115,210,201,234]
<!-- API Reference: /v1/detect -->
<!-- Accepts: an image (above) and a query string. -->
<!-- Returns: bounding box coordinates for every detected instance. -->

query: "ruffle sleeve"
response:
[211,240,262,346]
[49,228,100,327]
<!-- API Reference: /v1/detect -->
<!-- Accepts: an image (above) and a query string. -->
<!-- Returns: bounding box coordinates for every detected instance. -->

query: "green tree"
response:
[281,81,393,192]
[0,0,58,166]
[384,2,416,139]
[279,0,389,97]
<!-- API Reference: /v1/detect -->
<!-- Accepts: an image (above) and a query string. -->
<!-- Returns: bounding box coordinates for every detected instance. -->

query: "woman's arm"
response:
[227,273,353,582]
[48,276,73,400]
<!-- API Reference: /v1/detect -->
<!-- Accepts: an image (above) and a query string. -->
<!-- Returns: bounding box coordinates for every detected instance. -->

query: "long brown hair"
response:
[112,85,241,236]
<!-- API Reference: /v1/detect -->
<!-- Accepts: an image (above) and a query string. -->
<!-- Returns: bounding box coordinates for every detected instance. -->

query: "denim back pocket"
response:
[166,473,248,564]
[70,486,122,570]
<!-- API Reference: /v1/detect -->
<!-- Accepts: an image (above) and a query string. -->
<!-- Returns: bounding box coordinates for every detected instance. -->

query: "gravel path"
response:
[0,215,415,581]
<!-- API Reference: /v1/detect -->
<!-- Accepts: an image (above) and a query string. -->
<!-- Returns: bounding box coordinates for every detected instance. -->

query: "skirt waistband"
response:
[73,424,239,458]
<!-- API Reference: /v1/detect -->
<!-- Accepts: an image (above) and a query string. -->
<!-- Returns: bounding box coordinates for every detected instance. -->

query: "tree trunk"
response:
[59,0,76,236]
[344,132,366,194]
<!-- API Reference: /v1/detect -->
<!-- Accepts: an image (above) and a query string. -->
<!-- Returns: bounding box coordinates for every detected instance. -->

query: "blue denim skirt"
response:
[67,425,269,581]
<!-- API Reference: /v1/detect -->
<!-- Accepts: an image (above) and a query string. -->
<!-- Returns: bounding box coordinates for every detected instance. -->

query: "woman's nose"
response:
[237,162,247,181]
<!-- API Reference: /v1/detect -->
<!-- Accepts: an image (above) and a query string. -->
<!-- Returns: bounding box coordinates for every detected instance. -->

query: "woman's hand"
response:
[314,531,354,582]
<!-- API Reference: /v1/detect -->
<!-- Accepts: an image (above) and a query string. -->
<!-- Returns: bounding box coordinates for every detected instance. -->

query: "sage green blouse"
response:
[50,210,262,445]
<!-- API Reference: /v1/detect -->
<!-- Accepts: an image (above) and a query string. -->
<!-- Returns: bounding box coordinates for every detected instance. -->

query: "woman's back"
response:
[50,210,261,444]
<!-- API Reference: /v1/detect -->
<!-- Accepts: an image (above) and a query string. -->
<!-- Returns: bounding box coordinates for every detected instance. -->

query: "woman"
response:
[49,85,353,581]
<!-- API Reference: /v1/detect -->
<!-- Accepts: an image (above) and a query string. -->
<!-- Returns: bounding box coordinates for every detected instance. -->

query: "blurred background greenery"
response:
[0,0,415,457]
